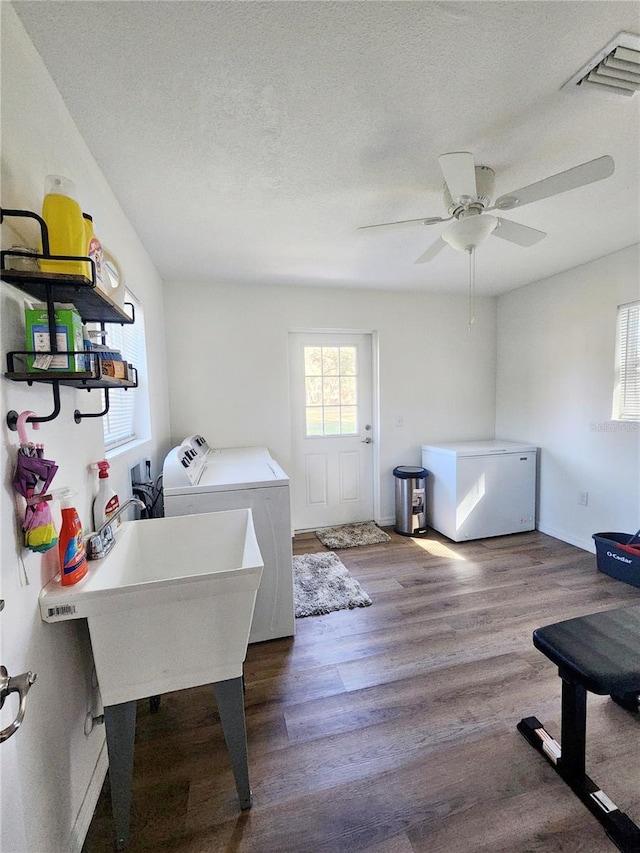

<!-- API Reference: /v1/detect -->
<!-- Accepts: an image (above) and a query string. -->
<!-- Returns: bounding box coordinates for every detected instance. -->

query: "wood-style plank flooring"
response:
[83,529,640,852]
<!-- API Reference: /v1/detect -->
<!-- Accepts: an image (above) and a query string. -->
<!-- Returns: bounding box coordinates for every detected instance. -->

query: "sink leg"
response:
[104,700,137,851]
[212,676,252,809]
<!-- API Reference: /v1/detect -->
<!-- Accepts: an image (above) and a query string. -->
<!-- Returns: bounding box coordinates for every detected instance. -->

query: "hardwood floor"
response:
[82,529,640,852]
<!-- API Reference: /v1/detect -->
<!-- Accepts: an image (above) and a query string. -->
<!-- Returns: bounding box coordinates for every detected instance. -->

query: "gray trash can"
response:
[393,466,428,536]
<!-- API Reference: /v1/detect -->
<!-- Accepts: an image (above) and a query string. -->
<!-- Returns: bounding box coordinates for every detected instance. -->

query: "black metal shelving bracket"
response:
[74,388,110,424]
[7,383,61,430]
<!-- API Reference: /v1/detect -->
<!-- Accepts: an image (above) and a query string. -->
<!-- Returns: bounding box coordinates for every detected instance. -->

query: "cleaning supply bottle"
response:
[92,460,121,530]
[59,505,88,586]
[82,213,104,290]
[40,175,85,276]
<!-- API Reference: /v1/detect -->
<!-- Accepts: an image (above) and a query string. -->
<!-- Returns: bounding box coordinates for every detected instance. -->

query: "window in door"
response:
[304,345,358,436]
[613,300,640,422]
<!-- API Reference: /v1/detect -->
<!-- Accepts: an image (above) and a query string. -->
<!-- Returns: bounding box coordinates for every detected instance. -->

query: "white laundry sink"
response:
[39,509,263,706]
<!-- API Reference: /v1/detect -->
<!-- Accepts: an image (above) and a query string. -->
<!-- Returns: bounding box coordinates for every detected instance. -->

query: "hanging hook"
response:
[6,410,41,444]
[74,388,110,424]
[6,386,62,432]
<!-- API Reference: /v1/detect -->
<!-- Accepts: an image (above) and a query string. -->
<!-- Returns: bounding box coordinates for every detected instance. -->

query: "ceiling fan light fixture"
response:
[442,214,498,252]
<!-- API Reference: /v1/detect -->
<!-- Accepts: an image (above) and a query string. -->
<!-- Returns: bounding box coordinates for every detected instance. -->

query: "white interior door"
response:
[289,332,374,531]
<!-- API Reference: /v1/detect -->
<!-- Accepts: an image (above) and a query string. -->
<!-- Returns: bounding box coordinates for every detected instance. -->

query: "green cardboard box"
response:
[25,303,85,372]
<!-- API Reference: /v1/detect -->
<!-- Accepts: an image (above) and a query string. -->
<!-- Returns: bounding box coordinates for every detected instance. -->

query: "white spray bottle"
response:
[91,460,121,531]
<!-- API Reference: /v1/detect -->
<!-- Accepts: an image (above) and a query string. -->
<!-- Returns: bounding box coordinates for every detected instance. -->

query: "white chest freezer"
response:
[421,440,537,542]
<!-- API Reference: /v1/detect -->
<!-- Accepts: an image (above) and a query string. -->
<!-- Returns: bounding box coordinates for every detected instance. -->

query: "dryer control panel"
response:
[164,434,209,488]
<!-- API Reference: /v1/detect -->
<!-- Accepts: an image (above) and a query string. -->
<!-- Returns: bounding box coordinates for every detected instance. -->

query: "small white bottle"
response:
[82,213,104,290]
[92,460,121,530]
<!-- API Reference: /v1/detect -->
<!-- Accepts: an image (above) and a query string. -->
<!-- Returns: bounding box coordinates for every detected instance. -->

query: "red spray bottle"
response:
[58,503,88,586]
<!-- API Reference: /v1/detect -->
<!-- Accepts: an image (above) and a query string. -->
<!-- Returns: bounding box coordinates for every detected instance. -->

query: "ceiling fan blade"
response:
[438,152,477,204]
[493,155,614,211]
[415,237,447,264]
[492,218,546,247]
[357,216,449,231]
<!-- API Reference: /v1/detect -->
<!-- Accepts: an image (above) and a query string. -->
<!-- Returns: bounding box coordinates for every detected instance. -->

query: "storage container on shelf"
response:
[40,175,85,276]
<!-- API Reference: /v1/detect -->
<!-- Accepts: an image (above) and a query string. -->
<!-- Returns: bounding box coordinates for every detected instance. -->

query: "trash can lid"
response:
[393,466,428,479]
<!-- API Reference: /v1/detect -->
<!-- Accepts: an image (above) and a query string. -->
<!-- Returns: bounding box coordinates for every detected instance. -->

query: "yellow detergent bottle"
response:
[40,175,85,276]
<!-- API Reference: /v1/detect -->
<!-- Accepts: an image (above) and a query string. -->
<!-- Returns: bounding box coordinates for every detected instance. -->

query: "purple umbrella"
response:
[12,412,58,552]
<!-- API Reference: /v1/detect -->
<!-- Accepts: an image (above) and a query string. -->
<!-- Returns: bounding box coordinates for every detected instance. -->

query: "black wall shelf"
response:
[1,269,133,325]
[1,206,138,427]
[6,351,138,390]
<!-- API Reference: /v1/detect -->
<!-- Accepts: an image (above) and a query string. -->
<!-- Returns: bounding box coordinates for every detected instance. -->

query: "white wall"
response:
[163,281,498,525]
[496,244,640,551]
[0,7,171,851]
[6,7,636,852]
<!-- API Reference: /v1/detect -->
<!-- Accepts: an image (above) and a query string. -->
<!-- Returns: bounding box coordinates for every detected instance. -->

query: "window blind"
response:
[100,290,146,449]
[615,300,640,422]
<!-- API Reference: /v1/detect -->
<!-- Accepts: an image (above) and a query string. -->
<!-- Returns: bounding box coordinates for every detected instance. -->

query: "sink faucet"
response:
[86,498,146,561]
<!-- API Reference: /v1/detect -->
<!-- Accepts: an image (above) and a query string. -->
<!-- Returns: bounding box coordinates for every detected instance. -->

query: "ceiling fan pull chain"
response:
[468,247,476,330]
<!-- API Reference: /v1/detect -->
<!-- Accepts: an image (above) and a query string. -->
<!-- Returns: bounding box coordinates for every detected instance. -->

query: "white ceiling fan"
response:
[358,152,615,264]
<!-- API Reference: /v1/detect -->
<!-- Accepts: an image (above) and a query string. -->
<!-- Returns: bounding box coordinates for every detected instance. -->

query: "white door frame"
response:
[288,327,380,530]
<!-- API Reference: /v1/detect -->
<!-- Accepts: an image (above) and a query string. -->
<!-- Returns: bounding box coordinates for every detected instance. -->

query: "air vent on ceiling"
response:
[563,31,640,98]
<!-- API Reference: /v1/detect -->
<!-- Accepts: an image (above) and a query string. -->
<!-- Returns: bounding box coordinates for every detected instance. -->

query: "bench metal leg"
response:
[212,676,252,810]
[104,700,137,851]
[518,699,640,852]
[559,676,586,780]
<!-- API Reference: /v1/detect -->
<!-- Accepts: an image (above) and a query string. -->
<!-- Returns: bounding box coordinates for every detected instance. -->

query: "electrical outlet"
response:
[578,491,589,506]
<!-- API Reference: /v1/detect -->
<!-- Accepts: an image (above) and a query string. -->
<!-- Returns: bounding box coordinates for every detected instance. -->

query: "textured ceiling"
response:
[12,1,640,295]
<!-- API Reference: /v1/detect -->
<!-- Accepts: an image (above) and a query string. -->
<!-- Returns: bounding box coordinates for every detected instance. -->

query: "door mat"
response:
[315,521,391,549]
[292,551,372,617]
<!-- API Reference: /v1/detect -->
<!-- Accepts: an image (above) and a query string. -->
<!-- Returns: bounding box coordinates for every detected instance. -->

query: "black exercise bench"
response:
[518,604,640,852]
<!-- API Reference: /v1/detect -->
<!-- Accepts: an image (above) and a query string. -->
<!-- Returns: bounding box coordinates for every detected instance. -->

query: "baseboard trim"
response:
[537,523,595,553]
[294,518,395,535]
[67,738,108,853]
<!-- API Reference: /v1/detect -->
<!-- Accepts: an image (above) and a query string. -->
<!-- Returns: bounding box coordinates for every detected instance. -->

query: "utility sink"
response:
[39,509,263,706]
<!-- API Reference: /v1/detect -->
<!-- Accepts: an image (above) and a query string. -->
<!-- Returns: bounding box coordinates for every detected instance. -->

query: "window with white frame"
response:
[303,344,358,436]
[613,300,640,422]
[99,288,148,449]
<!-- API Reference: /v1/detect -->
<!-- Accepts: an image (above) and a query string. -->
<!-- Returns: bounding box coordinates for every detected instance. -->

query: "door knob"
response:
[361,437,373,444]
[0,665,37,743]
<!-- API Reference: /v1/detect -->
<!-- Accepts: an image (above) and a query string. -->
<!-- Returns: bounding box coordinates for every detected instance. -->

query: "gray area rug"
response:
[292,551,373,617]
[316,521,391,549]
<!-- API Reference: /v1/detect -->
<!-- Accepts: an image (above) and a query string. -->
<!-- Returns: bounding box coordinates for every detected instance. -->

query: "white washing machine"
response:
[163,435,295,643]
